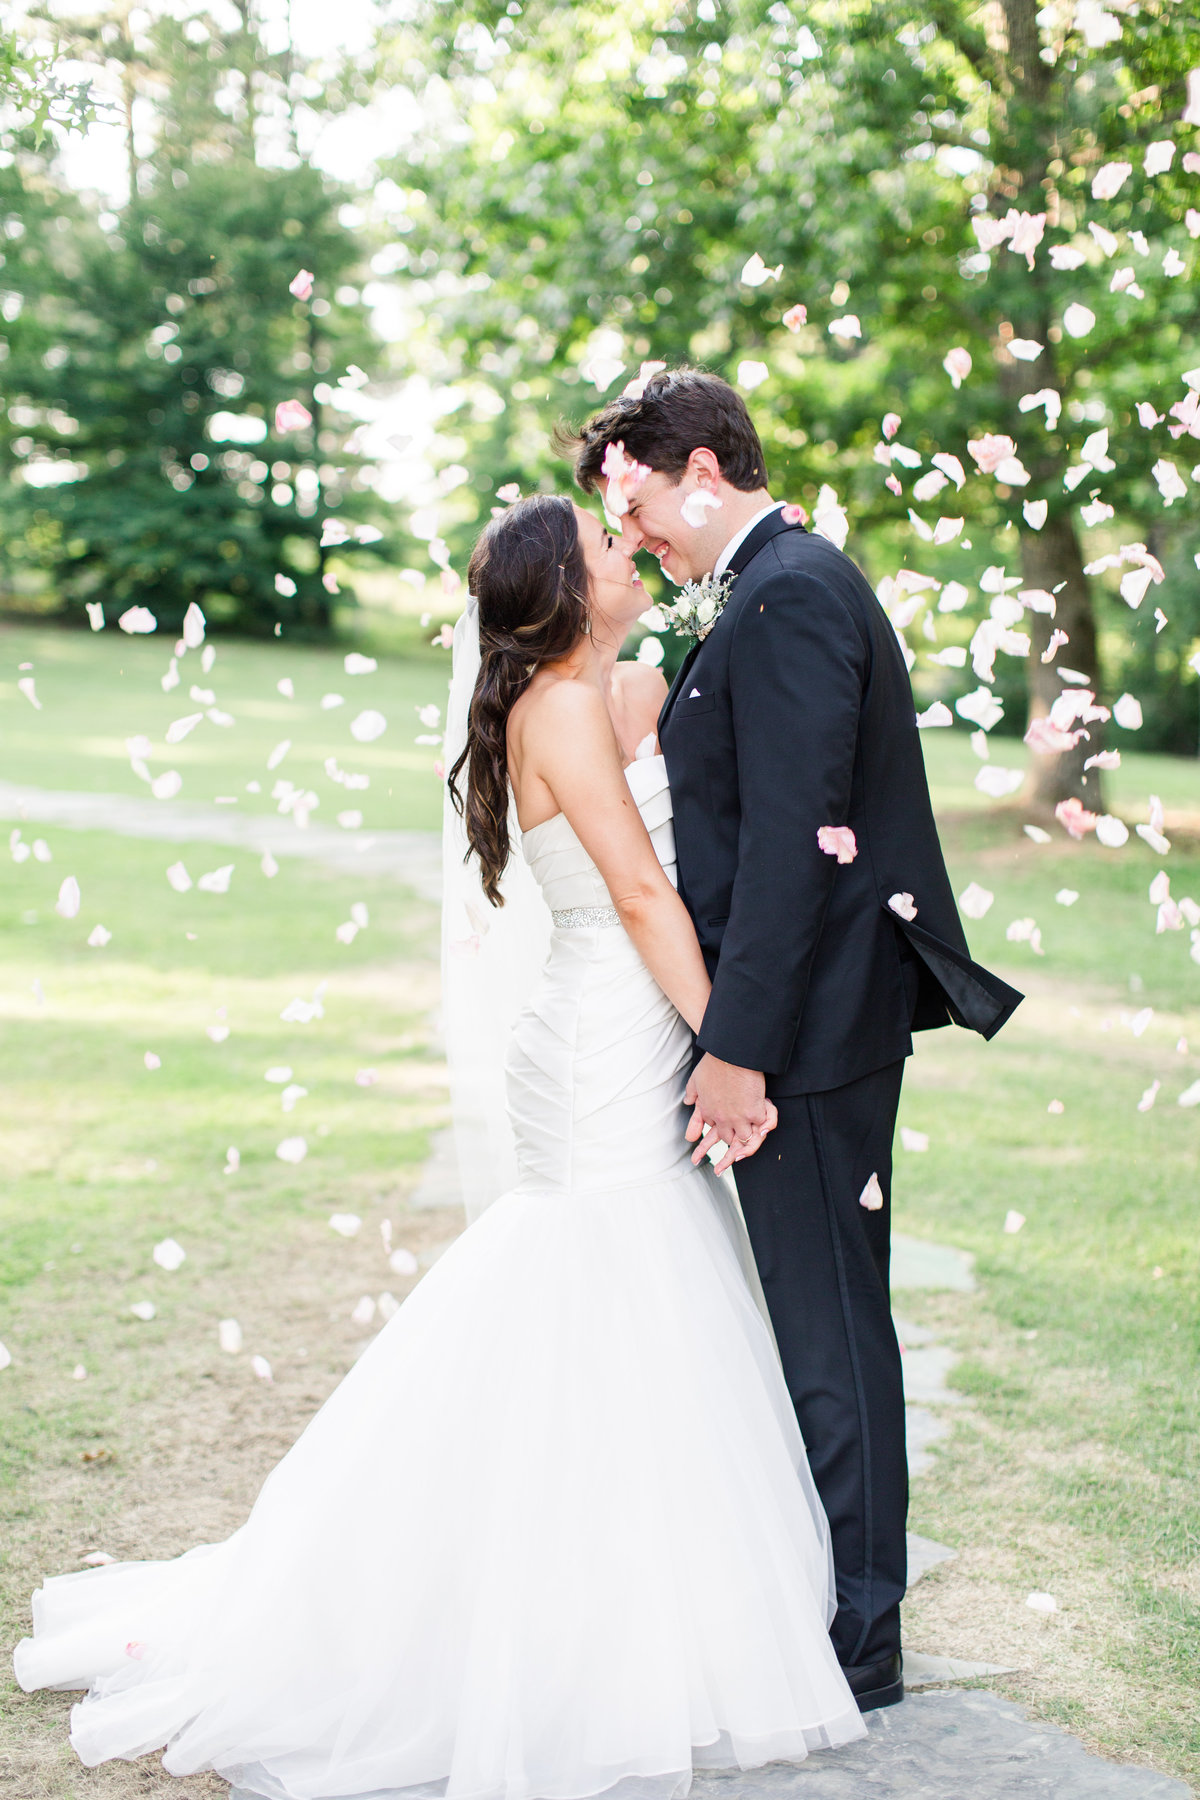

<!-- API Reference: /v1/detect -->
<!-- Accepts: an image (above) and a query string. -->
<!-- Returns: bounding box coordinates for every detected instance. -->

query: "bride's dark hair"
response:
[449,494,590,906]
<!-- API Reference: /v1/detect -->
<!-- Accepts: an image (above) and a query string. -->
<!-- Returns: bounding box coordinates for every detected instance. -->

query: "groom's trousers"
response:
[732,1058,907,1670]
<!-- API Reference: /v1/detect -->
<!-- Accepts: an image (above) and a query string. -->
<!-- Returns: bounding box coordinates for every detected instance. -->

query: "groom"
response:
[568,368,1022,1712]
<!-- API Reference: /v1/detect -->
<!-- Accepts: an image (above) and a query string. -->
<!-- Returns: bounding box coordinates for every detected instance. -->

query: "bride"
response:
[14,494,866,1798]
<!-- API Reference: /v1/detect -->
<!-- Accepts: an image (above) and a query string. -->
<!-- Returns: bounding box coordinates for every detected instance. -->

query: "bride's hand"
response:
[703,1101,779,1177]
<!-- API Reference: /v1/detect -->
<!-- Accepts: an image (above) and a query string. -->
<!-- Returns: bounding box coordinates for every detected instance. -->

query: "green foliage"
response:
[0,13,386,638]
[377,0,1200,763]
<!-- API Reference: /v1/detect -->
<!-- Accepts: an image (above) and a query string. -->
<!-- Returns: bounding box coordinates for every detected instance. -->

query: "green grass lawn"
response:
[2,620,452,830]
[1,623,1198,1787]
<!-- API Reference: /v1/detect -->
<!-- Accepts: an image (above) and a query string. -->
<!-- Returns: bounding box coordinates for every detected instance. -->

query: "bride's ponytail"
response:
[449,495,590,905]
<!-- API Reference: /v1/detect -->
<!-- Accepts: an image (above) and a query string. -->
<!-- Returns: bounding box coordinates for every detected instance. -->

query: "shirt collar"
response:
[712,500,785,577]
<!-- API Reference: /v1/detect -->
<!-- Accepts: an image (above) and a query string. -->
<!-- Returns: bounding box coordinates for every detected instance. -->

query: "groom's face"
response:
[605,465,712,587]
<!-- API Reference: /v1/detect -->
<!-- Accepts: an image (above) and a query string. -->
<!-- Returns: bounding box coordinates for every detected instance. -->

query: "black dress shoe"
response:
[841,1651,904,1712]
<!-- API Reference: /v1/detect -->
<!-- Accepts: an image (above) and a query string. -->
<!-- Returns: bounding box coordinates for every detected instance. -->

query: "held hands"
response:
[684,1052,778,1177]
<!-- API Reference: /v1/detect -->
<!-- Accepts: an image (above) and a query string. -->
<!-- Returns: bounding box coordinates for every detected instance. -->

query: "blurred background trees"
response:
[3,0,1200,784]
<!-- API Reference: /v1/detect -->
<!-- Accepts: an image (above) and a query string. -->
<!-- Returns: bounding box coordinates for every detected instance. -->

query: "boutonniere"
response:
[661,569,737,642]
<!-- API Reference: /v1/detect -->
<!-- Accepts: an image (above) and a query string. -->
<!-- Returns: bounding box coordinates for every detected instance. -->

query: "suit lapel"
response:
[657,511,809,735]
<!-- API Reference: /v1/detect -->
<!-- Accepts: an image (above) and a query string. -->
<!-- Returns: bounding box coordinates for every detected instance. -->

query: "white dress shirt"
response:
[712,501,785,577]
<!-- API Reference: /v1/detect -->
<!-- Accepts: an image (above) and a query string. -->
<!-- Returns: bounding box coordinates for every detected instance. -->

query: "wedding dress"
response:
[13,751,865,1799]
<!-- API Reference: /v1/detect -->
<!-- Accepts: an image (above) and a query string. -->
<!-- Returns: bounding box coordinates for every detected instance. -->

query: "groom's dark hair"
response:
[562,367,769,494]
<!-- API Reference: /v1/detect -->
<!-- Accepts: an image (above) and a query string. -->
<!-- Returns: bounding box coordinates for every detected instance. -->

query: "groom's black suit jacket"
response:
[658,510,1023,1095]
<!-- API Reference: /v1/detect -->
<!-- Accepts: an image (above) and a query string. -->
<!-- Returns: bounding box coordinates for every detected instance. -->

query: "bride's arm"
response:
[522,682,711,1035]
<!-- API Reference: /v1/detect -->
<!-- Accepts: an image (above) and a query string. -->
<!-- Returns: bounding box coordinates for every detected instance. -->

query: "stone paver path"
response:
[18,782,1192,1798]
[690,1692,1190,1798]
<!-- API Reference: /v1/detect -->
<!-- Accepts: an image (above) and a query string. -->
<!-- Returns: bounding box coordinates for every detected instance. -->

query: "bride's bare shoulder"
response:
[510,670,611,749]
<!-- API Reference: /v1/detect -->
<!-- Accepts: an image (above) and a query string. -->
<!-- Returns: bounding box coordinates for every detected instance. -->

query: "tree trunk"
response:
[1019,513,1104,812]
[997,0,1105,812]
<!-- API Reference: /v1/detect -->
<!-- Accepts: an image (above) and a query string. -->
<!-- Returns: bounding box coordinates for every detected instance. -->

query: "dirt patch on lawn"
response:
[0,1189,465,1799]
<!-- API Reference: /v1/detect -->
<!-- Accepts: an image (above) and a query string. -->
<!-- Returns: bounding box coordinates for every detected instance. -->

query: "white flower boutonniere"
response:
[661,569,737,642]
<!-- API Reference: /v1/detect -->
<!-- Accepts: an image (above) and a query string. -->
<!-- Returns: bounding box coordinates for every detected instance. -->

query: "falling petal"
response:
[858,1172,884,1211]
[356,1068,377,1086]
[900,1127,929,1152]
[18,675,41,710]
[781,304,807,331]
[223,1147,240,1175]
[1178,1079,1200,1108]
[959,882,994,920]
[118,606,157,635]
[289,268,315,300]
[87,924,112,947]
[261,852,279,878]
[276,1136,307,1164]
[943,347,972,388]
[389,1247,419,1276]
[736,359,770,389]
[350,710,387,743]
[152,1238,186,1272]
[267,739,291,771]
[166,861,192,892]
[86,602,105,631]
[1062,303,1096,338]
[274,400,312,433]
[1113,692,1143,730]
[1092,161,1132,199]
[219,1318,243,1353]
[251,1354,273,1382]
[740,252,782,286]
[888,892,918,922]
[1049,244,1086,270]
[329,1213,363,1237]
[881,412,902,441]
[679,490,723,527]
[1007,338,1043,361]
[1137,1081,1161,1113]
[56,876,81,920]
[144,1051,161,1070]
[826,316,861,343]
[1003,1210,1026,1234]
[129,1301,157,1321]
[165,713,204,745]
[197,865,234,894]
[151,771,183,800]
[817,825,858,864]
[976,766,1025,798]
[1055,797,1098,838]
[1095,814,1130,848]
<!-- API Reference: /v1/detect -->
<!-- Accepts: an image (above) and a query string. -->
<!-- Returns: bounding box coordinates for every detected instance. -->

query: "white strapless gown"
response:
[13,755,865,1799]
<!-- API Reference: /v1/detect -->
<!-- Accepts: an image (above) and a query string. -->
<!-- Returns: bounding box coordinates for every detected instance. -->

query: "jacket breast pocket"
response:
[673,692,716,719]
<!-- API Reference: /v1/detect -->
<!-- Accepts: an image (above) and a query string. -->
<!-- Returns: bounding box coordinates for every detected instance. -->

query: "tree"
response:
[1,7,384,637]
[377,0,1200,802]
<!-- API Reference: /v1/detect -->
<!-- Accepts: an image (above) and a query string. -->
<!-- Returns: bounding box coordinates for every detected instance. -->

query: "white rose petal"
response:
[959,882,995,920]
[251,1354,273,1383]
[389,1247,420,1276]
[351,1295,377,1326]
[197,864,234,894]
[1178,1079,1200,1108]
[1113,693,1143,730]
[858,1171,884,1211]
[1026,1591,1058,1614]
[736,359,770,390]
[118,606,157,634]
[1095,815,1130,848]
[1062,303,1096,339]
[56,876,81,920]
[330,1213,362,1238]
[900,1127,929,1153]
[152,1237,186,1272]
[344,653,378,675]
[350,710,387,743]
[87,924,112,947]
[218,1318,243,1354]
[888,892,918,922]
[165,713,204,745]
[1003,1210,1026,1234]
[129,1301,157,1321]
[276,1136,307,1164]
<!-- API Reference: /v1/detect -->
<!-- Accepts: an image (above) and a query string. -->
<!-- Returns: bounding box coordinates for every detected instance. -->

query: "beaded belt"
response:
[551,905,622,930]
